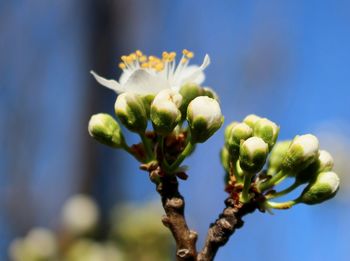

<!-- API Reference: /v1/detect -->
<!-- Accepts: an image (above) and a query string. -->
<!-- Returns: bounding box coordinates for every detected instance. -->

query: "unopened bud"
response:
[203,87,219,101]
[254,118,279,149]
[243,114,261,129]
[226,123,253,157]
[282,134,320,173]
[179,83,203,118]
[239,137,269,173]
[187,96,224,143]
[299,171,340,205]
[220,147,230,172]
[296,150,334,183]
[150,90,182,135]
[267,140,291,175]
[88,113,125,148]
[224,122,239,142]
[114,93,148,133]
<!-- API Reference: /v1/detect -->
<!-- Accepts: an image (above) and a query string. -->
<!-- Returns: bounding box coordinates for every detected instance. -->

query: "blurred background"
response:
[1,0,350,260]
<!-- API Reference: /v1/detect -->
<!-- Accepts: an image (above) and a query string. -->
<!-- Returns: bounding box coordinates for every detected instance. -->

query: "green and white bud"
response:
[220,146,230,173]
[243,114,261,129]
[296,150,334,184]
[140,94,155,117]
[187,96,224,143]
[299,171,340,205]
[179,83,203,118]
[114,92,148,133]
[88,113,125,148]
[254,118,279,149]
[239,137,269,173]
[150,90,182,135]
[224,122,239,142]
[282,134,320,173]
[203,87,219,101]
[226,123,253,158]
[267,140,291,175]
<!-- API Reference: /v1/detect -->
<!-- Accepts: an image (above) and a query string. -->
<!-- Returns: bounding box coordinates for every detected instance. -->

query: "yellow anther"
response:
[186,52,194,59]
[135,50,143,57]
[149,56,155,61]
[119,62,126,69]
[155,63,164,71]
[181,57,188,64]
[125,56,133,64]
[130,53,137,60]
[141,62,149,68]
[162,51,169,58]
[139,55,147,62]
[182,49,189,55]
[121,55,127,62]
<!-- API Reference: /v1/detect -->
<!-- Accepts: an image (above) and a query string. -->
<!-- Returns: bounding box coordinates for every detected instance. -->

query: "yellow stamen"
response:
[141,62,149,68]
[119,62,126,69]
[139,55,147,62]
[186,52,194,59]
[135,50,143,57]
[181,57,188,64]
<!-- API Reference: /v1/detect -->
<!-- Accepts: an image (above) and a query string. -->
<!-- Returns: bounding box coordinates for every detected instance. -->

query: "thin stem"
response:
[140,133,154,161]
[158,135,171,170]
[267,181,301,199]
[240,172,254,203]
[258,170,288,192]
[265,199,298,210]
[168,141,194,172]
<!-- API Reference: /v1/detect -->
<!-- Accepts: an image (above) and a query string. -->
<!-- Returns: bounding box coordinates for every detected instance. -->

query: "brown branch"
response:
[197,198,259,261]
[150,167,198,261]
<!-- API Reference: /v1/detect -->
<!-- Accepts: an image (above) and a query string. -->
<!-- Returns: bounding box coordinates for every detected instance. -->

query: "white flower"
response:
[91,49,210,94]
[61,194,100,235]
[292,134,319,158]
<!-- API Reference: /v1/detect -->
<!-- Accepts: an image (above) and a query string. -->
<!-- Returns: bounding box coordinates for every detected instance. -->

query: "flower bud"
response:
[187,96,224,143]
[253,118,279,149]
[224,122,239,142]
[282,134,320,173]
[239,137,269,173]
[150,90,182,135]
[243,114,261,129]
[179,83,203,118]
[299,171,340,205]
[203,87,219,101]
[88,113,125,148]
[220,147,230,172]
[62,194,100,235]
[296,150,334,183]
[226,123,253,157]
[114,93,148,133]
[267,140,291,175]
[140,94,155,117]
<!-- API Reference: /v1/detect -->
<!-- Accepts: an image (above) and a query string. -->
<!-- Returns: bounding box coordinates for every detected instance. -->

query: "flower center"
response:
[118,49,194,73]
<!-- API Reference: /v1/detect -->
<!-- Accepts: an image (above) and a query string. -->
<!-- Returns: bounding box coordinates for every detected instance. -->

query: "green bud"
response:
[299,171,340,205]
[282,134,320,173]
[140,94,155,118]
[226,123,253,158]
[296,150,334,184]
[150,90,182,135]
[187,96,224,143]
[114,93,148,133]
[88,113,125,148]
[203,87,219,101]
[243,114,261,129]
[179,83,203,119]
[239,137,269,173]
[267,140,291,175]
[220,147,230,172]
[254,118,279,149]
[224,122,239,142]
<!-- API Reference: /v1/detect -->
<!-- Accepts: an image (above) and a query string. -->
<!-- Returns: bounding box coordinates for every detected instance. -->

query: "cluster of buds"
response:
[89,81,223,176]
[222,114,340,208]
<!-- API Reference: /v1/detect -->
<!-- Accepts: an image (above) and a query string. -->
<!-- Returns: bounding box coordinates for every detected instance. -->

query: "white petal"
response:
[177,54,211,87]
[123,69,171,94]
[90,71,124,93]
[119,70,132,85]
